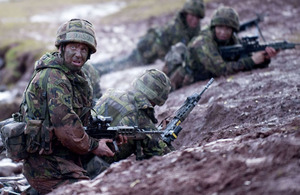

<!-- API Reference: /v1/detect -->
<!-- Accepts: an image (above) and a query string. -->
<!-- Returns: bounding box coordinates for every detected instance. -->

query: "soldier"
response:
[82,63,102,100]
[166,6,278,90]
[95,0,205,74]
[93,69,173,164]
[21,19,125,194]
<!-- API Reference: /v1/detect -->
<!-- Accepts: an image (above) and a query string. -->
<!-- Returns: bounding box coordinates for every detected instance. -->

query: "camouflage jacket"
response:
[137,12,200,64]
[93,89,171,160]
[184,27,255,81]
[24,52,99,156]
[82,63,102,100]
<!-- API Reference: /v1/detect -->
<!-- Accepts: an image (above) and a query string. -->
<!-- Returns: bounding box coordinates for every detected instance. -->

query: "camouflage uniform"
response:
[22,19,99,194]
[96,0,205,74]
[93,69,173,162]
[135,0,205,64]
[168,6,270,90]
[82,63,102,100]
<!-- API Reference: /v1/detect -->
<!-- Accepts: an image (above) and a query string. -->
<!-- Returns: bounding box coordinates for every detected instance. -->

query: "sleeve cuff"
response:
[241,57,255,70]
[89,136,99,152]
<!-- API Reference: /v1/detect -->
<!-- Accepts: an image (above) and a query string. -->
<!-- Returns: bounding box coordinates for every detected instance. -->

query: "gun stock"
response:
[162,78,214,145]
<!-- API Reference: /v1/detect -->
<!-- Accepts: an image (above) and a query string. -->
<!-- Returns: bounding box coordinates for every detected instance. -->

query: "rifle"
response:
[161,78,214,145]
[85,115,164,152]
[219,36,300,61]
[239,13,266,41]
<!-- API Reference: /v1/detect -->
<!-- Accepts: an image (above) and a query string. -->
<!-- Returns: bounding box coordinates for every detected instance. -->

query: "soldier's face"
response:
[186,13,200,28]
[215,25,233,41]
[63,43,89,72]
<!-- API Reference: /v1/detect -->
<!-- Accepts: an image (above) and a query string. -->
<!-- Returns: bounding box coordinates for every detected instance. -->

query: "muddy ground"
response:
[48,0,300,194]
[1,0,300,194]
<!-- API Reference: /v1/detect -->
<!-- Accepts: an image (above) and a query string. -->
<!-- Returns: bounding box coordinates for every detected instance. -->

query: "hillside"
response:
[49,0,300,194]
[0,0,299,194]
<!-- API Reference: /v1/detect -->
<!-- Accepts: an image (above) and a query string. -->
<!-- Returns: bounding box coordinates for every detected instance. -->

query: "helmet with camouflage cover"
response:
[55,18,97,54]
[182,0,205,18]
[132,69,171,106]
[210,6,240,32]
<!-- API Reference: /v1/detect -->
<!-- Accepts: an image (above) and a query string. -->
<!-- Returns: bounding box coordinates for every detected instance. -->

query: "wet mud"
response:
[1,0,299,194]
[48,0,300,194]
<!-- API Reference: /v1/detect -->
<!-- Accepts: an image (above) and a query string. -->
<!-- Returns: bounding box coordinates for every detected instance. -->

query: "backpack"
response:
[0,68,52,161]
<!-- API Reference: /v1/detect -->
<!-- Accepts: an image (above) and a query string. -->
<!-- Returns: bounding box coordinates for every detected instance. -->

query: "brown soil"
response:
[0,0,299,194]
[47,0,300,194]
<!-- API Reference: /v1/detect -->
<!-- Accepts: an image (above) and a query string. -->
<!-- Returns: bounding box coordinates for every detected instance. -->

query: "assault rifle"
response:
[161,78,214,145]
[85,115,164,152]
[219,36,300,61]
[85,78,214,153]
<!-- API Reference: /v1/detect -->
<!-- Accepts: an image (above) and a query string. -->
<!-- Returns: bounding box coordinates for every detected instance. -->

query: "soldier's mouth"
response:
[72,60,83,66]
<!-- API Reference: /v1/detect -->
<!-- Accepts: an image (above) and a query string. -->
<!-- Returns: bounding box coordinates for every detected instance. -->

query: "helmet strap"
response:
[59,44,66,65]
[87,50,91,60]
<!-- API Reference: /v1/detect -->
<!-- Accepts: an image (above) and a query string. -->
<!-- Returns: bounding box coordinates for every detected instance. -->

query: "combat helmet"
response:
[182,0,205,18]
[210,6,240,32]
[132,69,171,106]
[55,19,97,54]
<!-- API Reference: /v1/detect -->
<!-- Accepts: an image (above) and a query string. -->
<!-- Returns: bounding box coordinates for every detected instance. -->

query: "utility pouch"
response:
[24,119,42,154]
[0,120,28,161]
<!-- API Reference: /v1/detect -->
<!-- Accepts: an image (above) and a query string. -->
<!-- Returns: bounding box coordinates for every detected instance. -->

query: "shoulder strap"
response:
[40,69,52,153]
[17,69,40,121]
[40,69,51,122]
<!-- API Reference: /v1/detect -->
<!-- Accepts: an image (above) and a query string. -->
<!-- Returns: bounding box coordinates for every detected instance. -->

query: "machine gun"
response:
[239,13,265,32]
[161,78,214,145]
[85,115,164,152]
[219,36,300,61]
[239,13,266,41]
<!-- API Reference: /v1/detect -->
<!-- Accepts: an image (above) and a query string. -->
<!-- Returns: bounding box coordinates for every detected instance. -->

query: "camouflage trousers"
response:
[23,154,89,194]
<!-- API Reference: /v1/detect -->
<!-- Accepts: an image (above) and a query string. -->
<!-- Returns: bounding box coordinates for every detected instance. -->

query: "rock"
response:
[0,158,23,177]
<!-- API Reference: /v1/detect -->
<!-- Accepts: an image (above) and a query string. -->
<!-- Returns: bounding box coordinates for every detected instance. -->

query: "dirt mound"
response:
[47,0,300,194]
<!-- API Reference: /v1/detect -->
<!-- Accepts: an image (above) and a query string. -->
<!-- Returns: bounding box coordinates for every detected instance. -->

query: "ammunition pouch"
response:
[24,119,53,155]
[0,115,54,161]
[0,120,27,161]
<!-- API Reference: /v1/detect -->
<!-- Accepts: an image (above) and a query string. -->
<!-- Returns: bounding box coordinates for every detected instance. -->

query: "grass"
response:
[0,0,189,43]
[0,0,214,53]
[0,0,104,44]
[101,0,187,24]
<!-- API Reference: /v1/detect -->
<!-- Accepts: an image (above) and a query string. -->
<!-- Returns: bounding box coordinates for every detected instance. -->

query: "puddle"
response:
[30,1,126,23]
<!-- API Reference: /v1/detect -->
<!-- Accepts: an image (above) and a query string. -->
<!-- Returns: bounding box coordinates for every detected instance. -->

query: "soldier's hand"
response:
[169,67,185,90]
[161,118,170,129]
[252,51,266,64]
[264,47,278,59]
[116,135,128,145]
[92,139,115,157]
[183,75,194,86]
[252,47,278,64]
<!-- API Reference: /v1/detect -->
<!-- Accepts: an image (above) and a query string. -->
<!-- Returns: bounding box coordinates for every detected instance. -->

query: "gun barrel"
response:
[198,78,214,97]
[162,78,214,145]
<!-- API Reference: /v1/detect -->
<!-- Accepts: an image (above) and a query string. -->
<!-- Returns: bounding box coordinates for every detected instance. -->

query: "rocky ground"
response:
[1,0,300,194]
